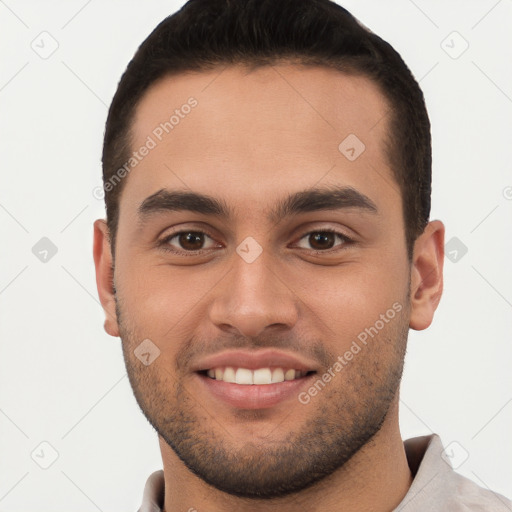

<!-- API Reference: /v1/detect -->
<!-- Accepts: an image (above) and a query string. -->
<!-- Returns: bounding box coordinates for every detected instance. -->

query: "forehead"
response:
[122,64,396,219]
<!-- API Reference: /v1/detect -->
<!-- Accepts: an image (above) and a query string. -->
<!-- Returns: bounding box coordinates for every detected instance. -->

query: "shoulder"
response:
[441,470,512,511]
[398,434,512,511]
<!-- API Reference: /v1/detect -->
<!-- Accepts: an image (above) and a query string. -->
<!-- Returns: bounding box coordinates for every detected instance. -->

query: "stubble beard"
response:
[115,294,409,499]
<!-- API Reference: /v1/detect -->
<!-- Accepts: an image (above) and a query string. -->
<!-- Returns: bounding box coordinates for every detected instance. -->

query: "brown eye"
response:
[295,230,352,252]
[161,230,219,253]
[308,232,336,250]
[178,232,205,251]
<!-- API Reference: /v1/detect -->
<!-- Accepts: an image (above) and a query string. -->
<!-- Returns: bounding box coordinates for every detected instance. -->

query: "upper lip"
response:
[192,349,319,373]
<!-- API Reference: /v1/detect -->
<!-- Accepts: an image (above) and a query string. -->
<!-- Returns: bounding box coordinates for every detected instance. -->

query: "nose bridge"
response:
[208,243,299,338]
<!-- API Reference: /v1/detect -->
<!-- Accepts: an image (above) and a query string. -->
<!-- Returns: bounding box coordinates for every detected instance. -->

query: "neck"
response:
[160,395,412,512]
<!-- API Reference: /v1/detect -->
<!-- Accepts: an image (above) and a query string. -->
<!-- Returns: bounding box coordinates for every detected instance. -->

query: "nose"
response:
[207,247,300,339]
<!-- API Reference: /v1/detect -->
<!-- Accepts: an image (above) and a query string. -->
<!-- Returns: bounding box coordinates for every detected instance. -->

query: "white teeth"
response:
[206,367,308,384]
[271,368,285,383]
[284,369,296,381]
[235,368,253,384]
[223,366,236,383]
[253,368,272,385]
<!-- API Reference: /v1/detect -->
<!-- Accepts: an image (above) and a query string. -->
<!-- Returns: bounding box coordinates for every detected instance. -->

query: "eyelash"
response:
[158,228,354,255]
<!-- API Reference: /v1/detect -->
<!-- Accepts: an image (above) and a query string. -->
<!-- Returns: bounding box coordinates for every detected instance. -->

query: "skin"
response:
[94,64,444,511]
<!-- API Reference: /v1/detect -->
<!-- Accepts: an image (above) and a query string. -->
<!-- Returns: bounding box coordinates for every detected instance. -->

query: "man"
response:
[92,0,511,510]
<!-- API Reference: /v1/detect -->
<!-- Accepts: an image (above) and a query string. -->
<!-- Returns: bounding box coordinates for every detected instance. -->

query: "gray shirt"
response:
[138,434,512,511]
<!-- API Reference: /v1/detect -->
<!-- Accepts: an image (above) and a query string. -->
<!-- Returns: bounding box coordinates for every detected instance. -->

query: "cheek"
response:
[116,238,409,348]
[116,260,215,342]
[284,260,408,339]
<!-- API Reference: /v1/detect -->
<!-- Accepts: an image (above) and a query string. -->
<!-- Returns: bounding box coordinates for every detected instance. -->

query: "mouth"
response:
[193,350,319,409]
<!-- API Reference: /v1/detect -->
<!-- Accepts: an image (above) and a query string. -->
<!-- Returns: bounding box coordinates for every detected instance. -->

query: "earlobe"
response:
[409,220,445,331]
[93,219,120,338]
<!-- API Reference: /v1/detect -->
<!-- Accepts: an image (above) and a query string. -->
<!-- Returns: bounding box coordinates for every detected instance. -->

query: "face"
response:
[94,64,440,498]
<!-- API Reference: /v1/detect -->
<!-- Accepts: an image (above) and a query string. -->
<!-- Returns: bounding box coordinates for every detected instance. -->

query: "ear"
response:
[409,220,445,331]
[93,219,120,337]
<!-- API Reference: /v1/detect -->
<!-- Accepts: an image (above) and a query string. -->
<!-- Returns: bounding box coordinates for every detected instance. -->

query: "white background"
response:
[0,1,511,510]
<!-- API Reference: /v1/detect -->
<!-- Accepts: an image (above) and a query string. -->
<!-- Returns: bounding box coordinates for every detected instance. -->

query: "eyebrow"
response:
[137,185,378,226]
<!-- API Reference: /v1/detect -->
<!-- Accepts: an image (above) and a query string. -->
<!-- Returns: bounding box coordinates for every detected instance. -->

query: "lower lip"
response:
[197,373,315,409]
